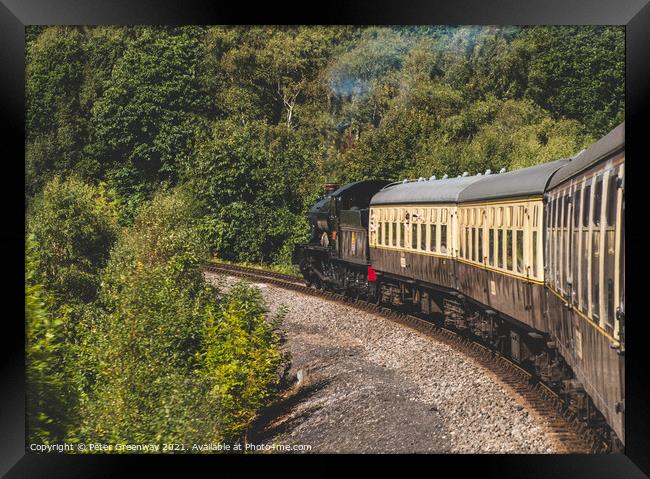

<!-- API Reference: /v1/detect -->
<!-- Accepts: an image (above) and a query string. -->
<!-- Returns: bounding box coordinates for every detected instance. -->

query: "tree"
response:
[524,26,625,136]
[87,26,211,220]
[26,27,87,196]
[184,119,320,263]
[78,189,286,444]
[27,176,119,306]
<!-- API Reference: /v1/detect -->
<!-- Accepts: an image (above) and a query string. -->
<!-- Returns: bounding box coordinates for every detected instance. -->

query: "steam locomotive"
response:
[293,123,625,449]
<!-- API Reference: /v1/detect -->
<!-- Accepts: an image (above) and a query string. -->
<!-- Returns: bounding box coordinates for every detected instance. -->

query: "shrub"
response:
[25,238,73,444]
[78,189,287,447]
[27,176,119,306]
[197,282,289,441]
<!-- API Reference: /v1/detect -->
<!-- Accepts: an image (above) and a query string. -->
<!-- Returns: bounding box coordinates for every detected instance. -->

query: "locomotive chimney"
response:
[324,183,339,194]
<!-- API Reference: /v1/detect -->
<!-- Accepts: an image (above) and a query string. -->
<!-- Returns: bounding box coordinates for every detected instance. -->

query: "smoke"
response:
[325,26,518,102]
[329,76,372,99]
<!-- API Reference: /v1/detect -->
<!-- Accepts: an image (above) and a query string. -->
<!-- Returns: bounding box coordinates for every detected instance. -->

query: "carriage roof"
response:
[547,122,624,190]
[370,175,484,206]
[458,159,569,203]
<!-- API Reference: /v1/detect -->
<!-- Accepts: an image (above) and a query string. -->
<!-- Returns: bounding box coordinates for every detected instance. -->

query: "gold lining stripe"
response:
[546,285,619,345]
[372,245,621,344]
[456,257,545,284]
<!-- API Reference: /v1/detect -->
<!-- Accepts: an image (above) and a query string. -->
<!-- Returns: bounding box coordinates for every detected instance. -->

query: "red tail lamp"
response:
[367,266,377,282]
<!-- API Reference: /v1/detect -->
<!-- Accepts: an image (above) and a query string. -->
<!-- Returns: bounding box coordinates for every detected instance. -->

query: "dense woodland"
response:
[25,26,624,448]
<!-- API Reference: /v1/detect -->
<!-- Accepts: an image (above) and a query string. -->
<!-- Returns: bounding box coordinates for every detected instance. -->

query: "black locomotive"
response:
[293,123,625,449]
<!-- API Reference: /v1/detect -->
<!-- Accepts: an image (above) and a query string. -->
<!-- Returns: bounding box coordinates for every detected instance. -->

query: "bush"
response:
[25,237,74,444]
[27,176,119,306]
[197,282,289,441]
[78,189,287,447]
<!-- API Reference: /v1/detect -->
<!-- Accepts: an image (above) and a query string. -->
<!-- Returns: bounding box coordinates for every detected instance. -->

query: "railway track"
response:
[204,261,605,454]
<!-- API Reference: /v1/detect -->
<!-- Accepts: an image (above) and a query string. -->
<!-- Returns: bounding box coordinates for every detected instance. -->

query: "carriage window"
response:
[392,222,397,246]
[593,175,603,226]
[471,228,476,261]
[592,231,600,319]
[619,213,625,324]
[517,206,524,228]
[506,230,513,270]
[516,230,524,274]
[399,223,405,247]
[412,223,418,249]
[420,223,426,250]
[460,227,465,257]
[573,205,580,305]
[478,228,483,263]
[563,193,570,227]
[377,223,382,245]
[605,227,615,328]
[581,231,589,311]
[606,173,618,227]
[465,228,470,259]
[563,193,570,289]
[582,183,591,227]
[498,230,504,268]
[440,225,447,253]
[384,222,389,245]
[430,224,437,252]
[532,231,538,277]
[489,229,495,266]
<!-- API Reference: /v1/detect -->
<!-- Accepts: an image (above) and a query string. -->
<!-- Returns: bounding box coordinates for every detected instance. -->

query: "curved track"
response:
[204,261,606,454]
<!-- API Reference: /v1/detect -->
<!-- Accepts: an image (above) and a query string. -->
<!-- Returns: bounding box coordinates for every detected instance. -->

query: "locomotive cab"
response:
[293,180,390,292]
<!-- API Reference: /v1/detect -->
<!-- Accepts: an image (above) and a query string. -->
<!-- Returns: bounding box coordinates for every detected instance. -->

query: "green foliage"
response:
[26,27,87,196]
[27,176,119,306]
[76,189,286,446]
[87,26,211,221]
[524,26,625,136]
[25,237,73,444]
[197,283,289,440]
[185,119,320,263]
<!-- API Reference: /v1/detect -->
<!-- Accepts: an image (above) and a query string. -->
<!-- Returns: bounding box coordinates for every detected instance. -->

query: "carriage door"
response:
[567,185,580,349]
[562,189,573,345]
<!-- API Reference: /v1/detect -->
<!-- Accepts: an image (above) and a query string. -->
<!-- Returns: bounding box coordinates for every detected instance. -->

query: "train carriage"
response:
[294,122,625,450]
[544,123,625,444]
[455,159,568,335]
[368,175,483,295]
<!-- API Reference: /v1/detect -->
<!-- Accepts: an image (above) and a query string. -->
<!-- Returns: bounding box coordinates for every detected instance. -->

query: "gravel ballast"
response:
[206,273,559,454]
